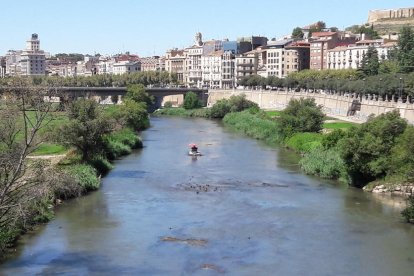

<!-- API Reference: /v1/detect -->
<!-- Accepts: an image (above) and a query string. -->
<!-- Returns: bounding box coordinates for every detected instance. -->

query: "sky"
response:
[1,0,413,57]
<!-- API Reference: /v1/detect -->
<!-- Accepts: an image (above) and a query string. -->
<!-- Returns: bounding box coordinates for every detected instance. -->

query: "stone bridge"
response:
[208,89,414,124]
[0,86,208,111]
[58,87,208,110]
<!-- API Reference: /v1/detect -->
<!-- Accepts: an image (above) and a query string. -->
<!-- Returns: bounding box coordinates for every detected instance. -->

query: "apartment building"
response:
[141,56,165,72]
[165,48,185,83]
[4,34,46,76]
[20,33,46,76]
[0,56,5,77]
[266,39,292,78]
[112,60,141,75]
[235,49,261,82]
[327,39,397,70]
[201,50,235,89]
[309,32,338,70]
[5,50,21,76]
[285,41,310,74]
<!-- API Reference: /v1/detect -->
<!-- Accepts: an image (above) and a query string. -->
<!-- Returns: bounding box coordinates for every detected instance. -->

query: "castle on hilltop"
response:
[368,7,414,23]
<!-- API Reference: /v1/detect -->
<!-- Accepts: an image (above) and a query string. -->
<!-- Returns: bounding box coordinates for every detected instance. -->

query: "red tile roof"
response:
[311,32,337,37]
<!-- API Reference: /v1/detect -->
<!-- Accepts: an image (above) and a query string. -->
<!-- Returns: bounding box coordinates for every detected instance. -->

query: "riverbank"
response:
[0,126,144,259]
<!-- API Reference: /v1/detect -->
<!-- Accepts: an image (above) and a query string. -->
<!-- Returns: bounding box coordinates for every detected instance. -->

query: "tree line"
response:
[0,71,178,88]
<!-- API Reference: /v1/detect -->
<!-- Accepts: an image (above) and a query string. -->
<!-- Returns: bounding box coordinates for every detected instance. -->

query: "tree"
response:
[278,98,325,137]
[358,25,380,39]
[208,94,258,119]
[59,99,114,161]
[338,110,407,187]
[395,26,414,73]
[389,125,414,181]
[118,99,149,131]
[309,21,326,36]
[358,46,379,76]
[183,91,200,109]
[125,84,154,109]
[292,27,304,40]
[0,78,58,239]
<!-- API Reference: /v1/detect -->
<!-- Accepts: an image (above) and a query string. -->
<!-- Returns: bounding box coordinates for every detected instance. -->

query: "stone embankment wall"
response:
[208,89,414,124]
[368,8,414,23]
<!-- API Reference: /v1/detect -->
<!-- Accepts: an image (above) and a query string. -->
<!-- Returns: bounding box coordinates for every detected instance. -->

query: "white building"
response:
[201,50,235,89]
[112,60,141,75]
[5,50,22,76]
[140,56,165,72]
[20,34,46,76]
[165,48,186,83]
[5,34,46,76]
[327,39,397,70]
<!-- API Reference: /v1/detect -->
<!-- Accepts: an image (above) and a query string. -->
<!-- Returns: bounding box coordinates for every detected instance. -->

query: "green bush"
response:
[209,99,231,118]
[209,94,258,119]
[390,126,414,181]
[109,128,142,149]
[104,138,131,160]
[67,164,100,192]
[338,110,408,187]
[119,99,150,131]
[163,101,173,108]
[183,91,201,109]
[402,195,414,223]
[278,98,325,138]
[30,197,55,223]
[154,107,210,118]
[223,111,282,144]
[300,147,347,180]
[89,156,114,175]
[0,228,20,254]
[322,129,346,149]
[285,132,323,153]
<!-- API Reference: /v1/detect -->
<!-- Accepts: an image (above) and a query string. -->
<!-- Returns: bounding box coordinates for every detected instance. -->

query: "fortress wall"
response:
[208,90,414,124]
[368,8,414,24]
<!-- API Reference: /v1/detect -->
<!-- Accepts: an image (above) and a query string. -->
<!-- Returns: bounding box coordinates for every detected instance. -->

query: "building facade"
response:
[20,34,46,76]
[165,48,185,83]
[327,39,397,70]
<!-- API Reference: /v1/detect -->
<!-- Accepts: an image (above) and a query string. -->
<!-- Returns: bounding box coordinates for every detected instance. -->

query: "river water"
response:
[1,117,414,275]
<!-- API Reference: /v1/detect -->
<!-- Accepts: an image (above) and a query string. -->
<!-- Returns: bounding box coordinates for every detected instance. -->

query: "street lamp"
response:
[379,78,383,100]
[363,78,366,96]
[399,77,403,100]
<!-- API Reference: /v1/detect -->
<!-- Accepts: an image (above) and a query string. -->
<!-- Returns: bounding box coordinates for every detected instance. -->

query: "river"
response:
[1,117,414,275]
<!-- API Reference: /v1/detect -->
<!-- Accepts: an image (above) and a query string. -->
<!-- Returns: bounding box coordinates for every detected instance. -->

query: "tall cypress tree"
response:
[396,26,414,73]
[359,46,379,76]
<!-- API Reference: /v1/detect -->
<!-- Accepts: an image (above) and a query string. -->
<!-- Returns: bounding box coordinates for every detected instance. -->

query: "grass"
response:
[265,110,282,117]
[31,143,67,155]
[323,121,356,129]
[285,132,323,153]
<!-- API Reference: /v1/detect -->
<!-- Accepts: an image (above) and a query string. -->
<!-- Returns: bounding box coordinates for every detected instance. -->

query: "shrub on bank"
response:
[89,156,114,175]
[278,98,325,138]
[300,147,348,181]
[154,107,210,118]
[402,196,414,223]
[67,164,100,192]
[223,110,282,144]
[285,132,323,153]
